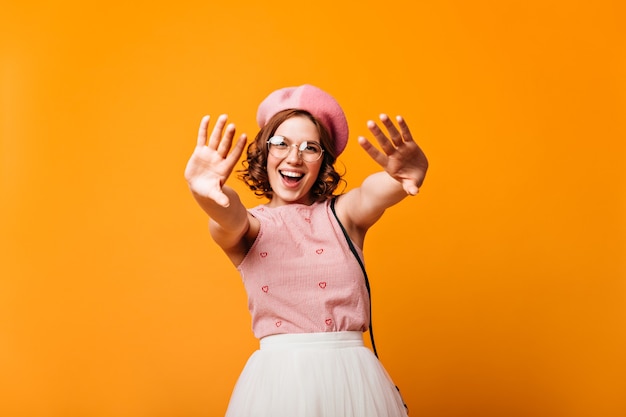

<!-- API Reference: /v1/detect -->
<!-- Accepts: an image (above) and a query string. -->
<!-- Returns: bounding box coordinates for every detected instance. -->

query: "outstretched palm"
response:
[358,114,428,196]
[184,114,247,207]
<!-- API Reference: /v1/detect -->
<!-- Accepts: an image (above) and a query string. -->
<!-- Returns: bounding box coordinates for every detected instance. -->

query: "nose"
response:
[285,144,302,162]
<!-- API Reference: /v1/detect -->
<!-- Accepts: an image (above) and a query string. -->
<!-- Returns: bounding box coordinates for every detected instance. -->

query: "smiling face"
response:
[238,109,343,204]
[266,115,323,207]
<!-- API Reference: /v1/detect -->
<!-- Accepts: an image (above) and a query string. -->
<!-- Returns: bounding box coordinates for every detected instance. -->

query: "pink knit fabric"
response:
[256,84,350,156]
[237,200,370,339]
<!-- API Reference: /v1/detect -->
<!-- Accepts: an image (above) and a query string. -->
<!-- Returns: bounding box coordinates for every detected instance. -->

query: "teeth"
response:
[281,171,304,178]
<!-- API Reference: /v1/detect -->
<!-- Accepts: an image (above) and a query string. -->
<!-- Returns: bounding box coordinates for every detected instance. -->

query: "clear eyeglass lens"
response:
[267,136,323,162]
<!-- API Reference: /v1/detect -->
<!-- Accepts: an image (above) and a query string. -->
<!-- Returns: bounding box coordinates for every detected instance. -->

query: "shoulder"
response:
[330,193,367,250]
[331,190,358,224]
[213,209,261,267]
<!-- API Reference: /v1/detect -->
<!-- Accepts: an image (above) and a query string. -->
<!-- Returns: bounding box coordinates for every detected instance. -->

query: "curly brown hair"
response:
[238,109,345,202]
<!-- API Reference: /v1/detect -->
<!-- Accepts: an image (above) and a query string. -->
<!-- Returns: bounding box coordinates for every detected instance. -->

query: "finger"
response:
[358,136,388,167]
[367,120,396,155]
[379,114,403,146]
[396,115,416,143]
[224,133,248,166]
[216,123,237,156]
[403,180,420,196]
[207,114,229,150]
[196,115,210,147]
[204,177,232,208]
[208,188,231,208]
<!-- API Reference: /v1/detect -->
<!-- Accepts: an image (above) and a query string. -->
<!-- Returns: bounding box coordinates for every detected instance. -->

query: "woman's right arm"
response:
[184,114,253,252]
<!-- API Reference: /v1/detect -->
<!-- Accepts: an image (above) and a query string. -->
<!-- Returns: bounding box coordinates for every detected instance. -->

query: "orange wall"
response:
[1,1,625,416]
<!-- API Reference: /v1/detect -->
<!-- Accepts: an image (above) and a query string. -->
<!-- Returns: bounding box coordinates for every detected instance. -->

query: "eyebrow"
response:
[274,135,322,145]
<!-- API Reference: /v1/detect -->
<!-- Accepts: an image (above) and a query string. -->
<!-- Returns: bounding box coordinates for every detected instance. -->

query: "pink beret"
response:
[256,84,349,156]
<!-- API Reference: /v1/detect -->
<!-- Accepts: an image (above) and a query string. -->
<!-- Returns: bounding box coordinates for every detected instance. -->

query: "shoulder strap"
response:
[330,197,378,358]
[330,196,409,414]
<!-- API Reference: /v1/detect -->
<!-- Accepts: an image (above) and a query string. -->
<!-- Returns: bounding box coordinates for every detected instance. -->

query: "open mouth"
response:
[280,170,304,185]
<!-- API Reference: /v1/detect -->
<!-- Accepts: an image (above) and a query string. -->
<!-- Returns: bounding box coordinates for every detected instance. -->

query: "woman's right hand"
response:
[184,114,247,208]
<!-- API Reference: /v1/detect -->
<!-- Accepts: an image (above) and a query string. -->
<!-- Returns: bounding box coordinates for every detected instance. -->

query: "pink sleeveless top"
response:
[237,200,370,339]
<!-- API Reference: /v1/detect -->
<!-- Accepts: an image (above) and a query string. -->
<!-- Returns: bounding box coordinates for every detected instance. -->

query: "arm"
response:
[335,114,428,246]
[184,115,255,254]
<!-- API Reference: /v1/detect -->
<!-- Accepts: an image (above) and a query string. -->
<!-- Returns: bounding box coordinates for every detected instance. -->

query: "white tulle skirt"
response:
[224,331,408,417]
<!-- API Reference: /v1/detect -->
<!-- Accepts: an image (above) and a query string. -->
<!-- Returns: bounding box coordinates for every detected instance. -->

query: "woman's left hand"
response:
[358,114,429,196]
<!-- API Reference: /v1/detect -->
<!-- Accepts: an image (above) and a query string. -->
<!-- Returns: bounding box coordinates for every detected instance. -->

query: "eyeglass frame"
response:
[266,135,325,162]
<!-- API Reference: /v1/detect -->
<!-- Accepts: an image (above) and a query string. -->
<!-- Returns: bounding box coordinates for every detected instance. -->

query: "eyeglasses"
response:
[267,136,324,162]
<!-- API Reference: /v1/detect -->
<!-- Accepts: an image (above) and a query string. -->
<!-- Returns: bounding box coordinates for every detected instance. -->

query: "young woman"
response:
[185,84,428,417]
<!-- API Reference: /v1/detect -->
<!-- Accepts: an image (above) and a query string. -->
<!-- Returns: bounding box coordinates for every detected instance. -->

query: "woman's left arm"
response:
[336,114,428,241]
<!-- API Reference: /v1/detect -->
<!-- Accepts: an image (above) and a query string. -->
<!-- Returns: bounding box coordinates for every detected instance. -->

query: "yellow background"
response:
[2,1,624,416]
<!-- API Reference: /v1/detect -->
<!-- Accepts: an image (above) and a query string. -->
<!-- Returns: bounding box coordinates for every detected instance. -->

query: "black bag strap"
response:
[330,197,409,414]
[330,196,379,357]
